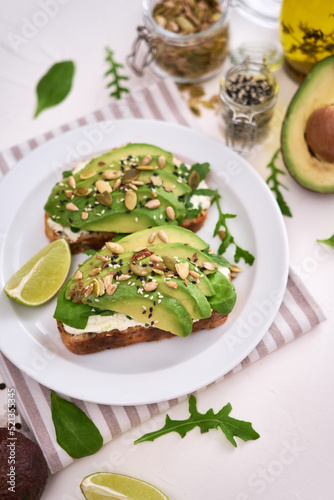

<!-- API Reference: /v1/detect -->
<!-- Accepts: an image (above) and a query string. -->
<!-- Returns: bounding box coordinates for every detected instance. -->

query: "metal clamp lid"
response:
[126,26,156,77]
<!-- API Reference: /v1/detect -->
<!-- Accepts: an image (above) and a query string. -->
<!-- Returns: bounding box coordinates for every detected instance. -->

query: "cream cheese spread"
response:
[64,312,148,335]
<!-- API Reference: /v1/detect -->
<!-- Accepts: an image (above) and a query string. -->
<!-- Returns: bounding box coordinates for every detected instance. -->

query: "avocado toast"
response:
[54,226,237,354]
[44,143,212,253]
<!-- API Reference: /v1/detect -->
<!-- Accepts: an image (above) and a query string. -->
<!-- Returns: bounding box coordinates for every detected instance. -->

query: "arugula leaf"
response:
[51,391,103,459]
[135,395,259,448]
[104,47,129,99]
[34,61,75,118]
[185,207,203,220]
[189,162,210,182]
[266,148,292,217]
[62,170,72,178]
[214,194,255,266]
[317,234,334,246]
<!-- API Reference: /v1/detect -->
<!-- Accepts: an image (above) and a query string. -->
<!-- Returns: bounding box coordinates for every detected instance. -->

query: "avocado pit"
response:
[305,105,334,163]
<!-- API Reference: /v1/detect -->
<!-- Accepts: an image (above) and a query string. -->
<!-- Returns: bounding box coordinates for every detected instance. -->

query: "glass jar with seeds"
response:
[219,60,279,152]
[127,0,230,83]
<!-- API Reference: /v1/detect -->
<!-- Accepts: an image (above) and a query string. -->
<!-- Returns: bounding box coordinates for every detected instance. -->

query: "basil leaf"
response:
[317,234,334,247]
[51,391,103,459]
[34,61,75,118]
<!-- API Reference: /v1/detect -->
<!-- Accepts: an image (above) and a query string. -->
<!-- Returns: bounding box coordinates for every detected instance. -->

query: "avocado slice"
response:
[281,55,334,193]
[117,225,209,251]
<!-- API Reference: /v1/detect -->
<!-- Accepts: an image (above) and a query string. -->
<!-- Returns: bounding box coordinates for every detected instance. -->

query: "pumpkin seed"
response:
[74,187,92,196]
[122,168,139,183]
[189,86,205,98]
[218,229,226,239]
[155,14,167,27]
[145,199,160,209]
[130,262,150,276]
[96,191,113,207]
[175,262,189,279]
[91,277,105,297]
[105,242,124,254]
[188,170,200,189]
[102,170,122,180]
[176,16,196,33]
[95,179,111,194]
[152,268,165,276]
[125,189,137,211]
[80,168,96,180]
[230,264,242,273]
[162,255,177,272]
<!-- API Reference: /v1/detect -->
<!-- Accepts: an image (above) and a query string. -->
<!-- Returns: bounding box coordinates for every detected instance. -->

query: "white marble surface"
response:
[1,1,334,499]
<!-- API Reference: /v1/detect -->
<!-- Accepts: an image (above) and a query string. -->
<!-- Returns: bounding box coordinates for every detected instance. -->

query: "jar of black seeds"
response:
[219,60,279,152]
[127,0,230,83]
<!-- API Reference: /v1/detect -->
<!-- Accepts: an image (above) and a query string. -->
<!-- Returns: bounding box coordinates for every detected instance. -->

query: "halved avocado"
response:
[281,55,334,193]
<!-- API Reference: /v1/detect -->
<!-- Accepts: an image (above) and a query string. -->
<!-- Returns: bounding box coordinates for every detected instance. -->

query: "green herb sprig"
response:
[266,148,292,217]
[104,47,129,100]
[317,235,334,247]
[51,391,103,458]
[135,395,260,448]
[34,61,75,118]
[213,193,255,266]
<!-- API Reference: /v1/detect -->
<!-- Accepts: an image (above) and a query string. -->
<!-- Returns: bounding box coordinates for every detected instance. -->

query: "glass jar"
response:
[219,60,279,152]
[279,0,333,80]
[127,0,230,84]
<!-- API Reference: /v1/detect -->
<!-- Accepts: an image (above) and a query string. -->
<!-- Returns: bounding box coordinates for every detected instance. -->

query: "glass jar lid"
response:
[230,42,284,71]
[233,0,282,29]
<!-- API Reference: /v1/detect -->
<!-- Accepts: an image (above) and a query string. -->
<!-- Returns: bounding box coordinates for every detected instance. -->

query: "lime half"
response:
[80,472,169,500]
[4,239,71,306]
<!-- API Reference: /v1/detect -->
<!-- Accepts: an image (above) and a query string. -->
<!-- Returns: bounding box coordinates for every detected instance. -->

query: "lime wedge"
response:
[80,472,169,500]
[4,239,71,306]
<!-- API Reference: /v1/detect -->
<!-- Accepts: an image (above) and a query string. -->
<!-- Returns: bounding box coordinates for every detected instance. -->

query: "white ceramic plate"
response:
[0,119,289,405]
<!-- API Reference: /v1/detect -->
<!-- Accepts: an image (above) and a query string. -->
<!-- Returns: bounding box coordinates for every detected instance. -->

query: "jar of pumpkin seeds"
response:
[127,0,230,83]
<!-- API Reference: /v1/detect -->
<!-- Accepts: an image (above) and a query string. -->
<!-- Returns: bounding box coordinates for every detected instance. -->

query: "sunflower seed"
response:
[106,284,117,295]
[166,206,175,220]
[96,254,109,262]
[65,190,73,198]
[125,189,137,211]
[81,212,88,220]
[143,281,158,292]
[102,170,122,180]
[151,190,157,198]
[166,281,178,289]
[175,262,189,279]
[203,261,217,271]
[95,179,112,194]
[158,230,168,243]
[103,275,112,288]
[150,254,163,263]
[66,202,79,211]
[84,283,94,297]
[148,231,156,244]
[145,199,160,209]
[136,165,158,171]
[68,176,76,189]
[141,155,152,166]
[128,182,138,191]
[132,180,145,186]
[158,156,166,168]
[74,270,82,280]
[105,242,124,254]
[116,274,131,281]
[89,267,102,276]
[189,270,200,279]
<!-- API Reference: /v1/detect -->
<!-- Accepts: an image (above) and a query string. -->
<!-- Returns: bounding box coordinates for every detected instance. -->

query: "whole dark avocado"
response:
[0,428,48,499]
[281,55,334,193]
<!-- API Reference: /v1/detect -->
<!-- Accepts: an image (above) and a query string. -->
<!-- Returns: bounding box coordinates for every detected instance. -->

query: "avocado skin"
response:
[281,55,334,193]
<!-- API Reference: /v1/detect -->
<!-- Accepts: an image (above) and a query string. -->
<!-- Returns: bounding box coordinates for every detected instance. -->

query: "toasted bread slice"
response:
[56,310,228,355]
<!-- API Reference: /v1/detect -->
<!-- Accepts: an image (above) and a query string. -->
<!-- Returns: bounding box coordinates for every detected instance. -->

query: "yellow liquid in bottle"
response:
[279,0,334,80]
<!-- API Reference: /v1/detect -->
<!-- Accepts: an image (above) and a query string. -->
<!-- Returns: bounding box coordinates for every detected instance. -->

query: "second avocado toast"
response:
[54,226,237,354]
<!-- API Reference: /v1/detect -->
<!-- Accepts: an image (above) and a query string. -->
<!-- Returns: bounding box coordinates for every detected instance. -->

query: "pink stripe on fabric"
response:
[44,131,54,141]
[60,124,71,133]
[124,405,141,426]
[94,110,105,122]
[241,356,251,368]
[109,101,124,119]
[279,302,303,338]
[255,339,269,357]
[288,276,320,327]
[142,88,164,120]
[147,403,160,417]
[77,117,88,126]
[28,138,39,150]
[2,358,63,472]
[10,145,23,161]
[98,404,122,436]
[0,155,9,174]
[269,322,286,348]
[126,94,144,118]
[157,80,189,126]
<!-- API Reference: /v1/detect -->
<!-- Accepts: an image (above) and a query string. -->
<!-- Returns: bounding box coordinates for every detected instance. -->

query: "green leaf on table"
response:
[317,234,334,247]
[51,391,103,459]
[104,47,129,99]
[134,395,260,448]
[34,61,75,118]
[266,148,293,217]
[213,193,255,266]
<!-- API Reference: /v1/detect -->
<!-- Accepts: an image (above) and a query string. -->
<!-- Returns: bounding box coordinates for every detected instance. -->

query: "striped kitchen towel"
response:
[0,78,326,474]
